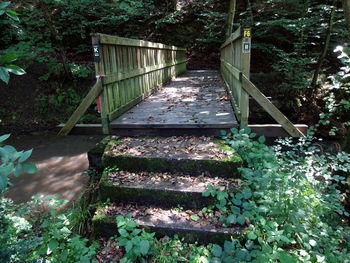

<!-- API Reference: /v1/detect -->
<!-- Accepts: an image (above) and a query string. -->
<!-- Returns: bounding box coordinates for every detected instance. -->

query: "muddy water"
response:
[5,134,103,204]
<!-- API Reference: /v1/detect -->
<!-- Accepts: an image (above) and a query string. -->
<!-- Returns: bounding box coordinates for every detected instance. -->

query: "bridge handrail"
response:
[220,27,304,137]
[220,26,250,127]
[92,33,187,134]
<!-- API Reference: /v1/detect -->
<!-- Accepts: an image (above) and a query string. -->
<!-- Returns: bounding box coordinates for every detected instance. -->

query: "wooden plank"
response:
[108,76,161,121]
[221,69,240,119]
[58,79,103,136]
[221,60,240,80]
[242,75,305,137]
[94,33,186,51]
[220,26,242,49]
[103,59,187,85]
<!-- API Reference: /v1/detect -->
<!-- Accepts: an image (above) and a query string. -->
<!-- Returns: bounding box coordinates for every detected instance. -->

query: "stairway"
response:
[88,135,244,244]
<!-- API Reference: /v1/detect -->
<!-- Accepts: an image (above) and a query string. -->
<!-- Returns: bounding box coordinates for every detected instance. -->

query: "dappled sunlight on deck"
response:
[110,70,237,128]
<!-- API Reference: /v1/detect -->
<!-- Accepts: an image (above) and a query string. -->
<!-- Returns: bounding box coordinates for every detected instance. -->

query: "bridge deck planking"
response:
[110,70,238,129]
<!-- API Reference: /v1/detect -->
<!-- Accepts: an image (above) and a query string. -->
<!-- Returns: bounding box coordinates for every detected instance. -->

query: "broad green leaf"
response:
[4,145,16,154]
[0,54,18,64]
[226,214,236,224]
[224,241,234,253]
[125,240,133,252]
[231,205,240,214]
[278,251,298,263]
[139,240,150,255]
[0,163,14,176]
[0,2,10,10]
[48,239,59,254]
[258,136,266,144]
[0,147,9,163]
[0,67,10,84]
[0,134,10,143]
[23,162,38,174]
[14,163,23,177]
[242,188,252,199]
[5,9,19,21]
[212,244,222,257]
[191,214,200,221]
[118,228,128,237]
[237,215,245,225]
[18,149,32,162]
[7,64,26,75]
[247,232,257,240]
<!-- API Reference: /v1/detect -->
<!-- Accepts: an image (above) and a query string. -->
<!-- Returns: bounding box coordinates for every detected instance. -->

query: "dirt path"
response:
[5,134,103,204]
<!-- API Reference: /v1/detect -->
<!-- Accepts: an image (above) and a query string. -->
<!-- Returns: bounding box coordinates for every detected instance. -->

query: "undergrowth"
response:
[203,128,350,262]
[1,128,350,262]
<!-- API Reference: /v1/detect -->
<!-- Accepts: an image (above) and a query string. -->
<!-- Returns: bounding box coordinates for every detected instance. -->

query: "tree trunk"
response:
[225,0,237,39]
[38,0,72,80]
[342,0,350,32]
[310,1,335,88]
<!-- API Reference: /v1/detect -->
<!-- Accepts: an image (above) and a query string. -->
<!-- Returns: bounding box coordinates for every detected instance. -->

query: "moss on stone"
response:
[91,205,243,244]
[102,154,243,177]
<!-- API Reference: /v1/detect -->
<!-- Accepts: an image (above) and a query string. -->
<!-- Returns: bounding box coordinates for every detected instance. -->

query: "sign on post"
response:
[242,28,251,54]
[93,44,101,63]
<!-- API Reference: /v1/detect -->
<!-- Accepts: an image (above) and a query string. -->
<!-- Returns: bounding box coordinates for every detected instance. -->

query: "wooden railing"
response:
[220,27,305,137]
[92,34,187,134]
[58,34,187,135]
[220,26,251,127]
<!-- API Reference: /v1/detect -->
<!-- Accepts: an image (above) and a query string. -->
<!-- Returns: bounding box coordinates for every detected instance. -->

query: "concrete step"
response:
[109,127,237,137]
[102,136,243,177]
[98,170,241,209]
[92,203,244,244]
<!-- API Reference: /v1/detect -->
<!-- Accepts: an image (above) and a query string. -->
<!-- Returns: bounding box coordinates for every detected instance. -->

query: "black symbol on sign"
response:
[93,44,101,62]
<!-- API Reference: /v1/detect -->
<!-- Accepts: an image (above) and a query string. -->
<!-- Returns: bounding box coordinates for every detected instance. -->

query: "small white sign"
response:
[242,38,251,53]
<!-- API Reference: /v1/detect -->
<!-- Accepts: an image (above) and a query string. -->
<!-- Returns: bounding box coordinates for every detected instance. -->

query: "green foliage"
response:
[319,46,350,136]
[0,134,38,194]
[114,214,211,263]
[1,194,97,263]
[0,2,25,84]
[34,86,98,124]
[207,127,350,262]
[115,214,156,263]
[31,202,97,263]
[0,198,41,263]
[153,236,211,263]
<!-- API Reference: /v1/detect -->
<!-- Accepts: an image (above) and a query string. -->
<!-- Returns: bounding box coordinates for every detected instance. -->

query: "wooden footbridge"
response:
[59,27,305,137]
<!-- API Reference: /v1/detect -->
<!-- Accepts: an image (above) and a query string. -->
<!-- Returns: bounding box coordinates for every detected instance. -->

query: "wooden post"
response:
[92,34,109,134]
[239,27,252,127]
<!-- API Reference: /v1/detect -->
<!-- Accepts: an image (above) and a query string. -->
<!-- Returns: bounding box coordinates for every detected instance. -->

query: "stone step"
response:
[102,136,243,177]
[99,170,241,209]
[92,203,244,244]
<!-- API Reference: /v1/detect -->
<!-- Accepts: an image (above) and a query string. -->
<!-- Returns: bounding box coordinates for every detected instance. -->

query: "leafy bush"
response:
[205,128,350,262]
[30,199,98,263]
[0,134,38,194]
[0,2,25,84]
[115,214,157,263]
[0,136,97,263]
